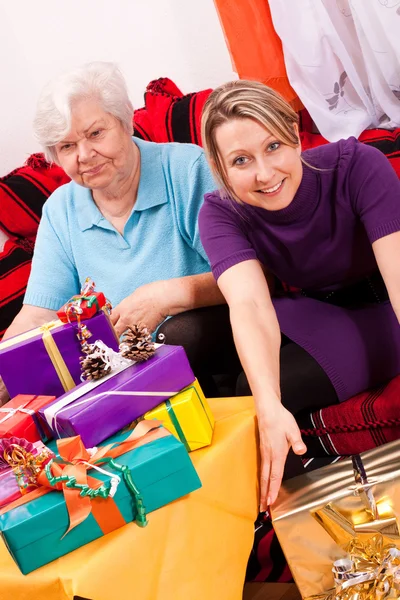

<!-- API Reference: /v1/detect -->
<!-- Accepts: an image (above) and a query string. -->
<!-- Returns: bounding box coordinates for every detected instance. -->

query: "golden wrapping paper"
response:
[271,441,400,600]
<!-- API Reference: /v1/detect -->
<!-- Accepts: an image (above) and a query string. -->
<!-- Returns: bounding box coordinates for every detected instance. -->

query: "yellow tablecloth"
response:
[0,397,258,600]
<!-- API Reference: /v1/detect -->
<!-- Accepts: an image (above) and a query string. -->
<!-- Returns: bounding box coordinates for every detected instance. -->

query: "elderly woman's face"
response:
[54,98,134,190]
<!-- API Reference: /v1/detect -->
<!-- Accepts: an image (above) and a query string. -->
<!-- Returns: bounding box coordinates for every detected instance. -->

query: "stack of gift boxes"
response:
[0,281,214,574]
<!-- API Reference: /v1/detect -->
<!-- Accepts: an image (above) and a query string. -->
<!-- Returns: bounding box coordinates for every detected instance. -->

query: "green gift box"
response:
[0,424,201,574]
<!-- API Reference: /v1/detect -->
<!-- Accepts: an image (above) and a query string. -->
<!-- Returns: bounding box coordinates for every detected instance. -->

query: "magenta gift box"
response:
[0,312,118,398]
[39,344,195,448]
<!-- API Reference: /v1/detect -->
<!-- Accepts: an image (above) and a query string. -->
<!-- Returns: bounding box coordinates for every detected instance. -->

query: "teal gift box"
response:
[0,424,201,574]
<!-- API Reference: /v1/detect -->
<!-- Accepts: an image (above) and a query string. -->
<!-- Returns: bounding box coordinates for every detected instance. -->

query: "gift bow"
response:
[0,397,49,442]
[62,277,110,320]
[66,294,100,314]
[0,420,168,537]
[308,535,400,600]
[310,455,400,600]
[0,406,34,425]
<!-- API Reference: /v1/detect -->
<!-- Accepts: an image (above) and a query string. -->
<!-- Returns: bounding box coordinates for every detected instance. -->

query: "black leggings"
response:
[157,305,339,416]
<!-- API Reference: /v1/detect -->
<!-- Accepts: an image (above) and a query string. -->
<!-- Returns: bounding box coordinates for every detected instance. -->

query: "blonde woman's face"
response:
[215,118,302,210]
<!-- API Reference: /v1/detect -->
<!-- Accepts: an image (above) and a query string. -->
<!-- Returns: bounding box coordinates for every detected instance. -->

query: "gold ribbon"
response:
[311,480,400,599]
[39,322,75,392]
[2,442,53,495]
[307,535,400,600]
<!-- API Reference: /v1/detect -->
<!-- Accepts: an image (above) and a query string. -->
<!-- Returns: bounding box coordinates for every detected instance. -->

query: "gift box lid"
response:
[0,428,201,551]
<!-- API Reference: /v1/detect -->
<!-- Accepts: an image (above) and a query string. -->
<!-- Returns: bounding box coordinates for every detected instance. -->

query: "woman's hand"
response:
[111,282,168,338]
[258,402,307,511]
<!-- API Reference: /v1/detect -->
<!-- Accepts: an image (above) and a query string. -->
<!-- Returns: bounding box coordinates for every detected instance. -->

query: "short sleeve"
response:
[24,194,79,309]
[175,151,216,262]
[348,142,400,243]
[199,193,257,280]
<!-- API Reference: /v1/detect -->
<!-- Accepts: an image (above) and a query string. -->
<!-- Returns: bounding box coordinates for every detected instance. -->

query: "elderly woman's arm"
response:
[3,305,58,341]
[111,272,224,337]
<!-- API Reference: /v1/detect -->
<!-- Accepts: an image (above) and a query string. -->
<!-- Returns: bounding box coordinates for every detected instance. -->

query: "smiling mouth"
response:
[256,179,285,194]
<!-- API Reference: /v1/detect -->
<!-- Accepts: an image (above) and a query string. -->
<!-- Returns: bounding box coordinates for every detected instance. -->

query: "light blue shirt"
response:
[24,137,216,310]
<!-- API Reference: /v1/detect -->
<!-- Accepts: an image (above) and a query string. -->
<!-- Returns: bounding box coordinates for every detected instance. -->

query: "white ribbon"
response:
[43,362,134,430]
[80,340,132,382]
[0,407,34,425]
[50,389,178,437]
[80,460,121,499]
[43,342,166,435]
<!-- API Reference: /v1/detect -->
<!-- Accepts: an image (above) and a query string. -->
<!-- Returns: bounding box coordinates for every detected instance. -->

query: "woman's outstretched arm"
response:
[217,258,306,509]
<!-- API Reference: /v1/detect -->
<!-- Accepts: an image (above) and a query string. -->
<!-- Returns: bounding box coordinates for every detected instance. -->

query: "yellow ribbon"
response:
[39,322,76,392]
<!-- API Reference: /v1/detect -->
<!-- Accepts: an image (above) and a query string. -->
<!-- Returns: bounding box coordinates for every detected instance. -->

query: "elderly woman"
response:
[2,62,230,398]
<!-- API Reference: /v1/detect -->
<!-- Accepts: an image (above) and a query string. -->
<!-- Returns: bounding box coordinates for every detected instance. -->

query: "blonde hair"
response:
[201,80,300,202]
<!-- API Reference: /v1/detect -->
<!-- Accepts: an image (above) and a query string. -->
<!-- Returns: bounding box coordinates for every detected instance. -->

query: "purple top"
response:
[199,138,400,401]
[200,138,400,289]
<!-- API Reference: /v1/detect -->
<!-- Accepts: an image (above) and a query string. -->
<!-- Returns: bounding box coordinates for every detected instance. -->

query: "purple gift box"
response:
[39,344,195,448]
[0,311,119,398]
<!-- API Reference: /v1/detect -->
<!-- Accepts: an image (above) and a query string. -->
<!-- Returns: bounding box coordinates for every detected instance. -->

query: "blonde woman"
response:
[199,80,400,510]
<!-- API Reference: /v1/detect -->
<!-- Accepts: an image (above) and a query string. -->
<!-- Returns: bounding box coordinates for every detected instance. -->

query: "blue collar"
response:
[77,137,169,231]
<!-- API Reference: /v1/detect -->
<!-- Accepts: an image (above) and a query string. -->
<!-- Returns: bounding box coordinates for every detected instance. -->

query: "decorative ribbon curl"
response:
[64,278,111,324]
[0,437,53,495]
[59,277,112,356]
[44,456,148,527]
[309,535,400,600]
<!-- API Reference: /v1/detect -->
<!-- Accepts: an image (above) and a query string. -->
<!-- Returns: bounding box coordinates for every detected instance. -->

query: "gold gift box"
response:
[142,379,214,451]
[271,442,400,599]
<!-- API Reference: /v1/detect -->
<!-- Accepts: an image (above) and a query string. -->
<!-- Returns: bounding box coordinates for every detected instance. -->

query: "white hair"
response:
[33,61,134,162]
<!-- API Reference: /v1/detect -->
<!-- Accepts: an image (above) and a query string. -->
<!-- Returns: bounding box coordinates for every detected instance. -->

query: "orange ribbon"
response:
[0,420,168,537]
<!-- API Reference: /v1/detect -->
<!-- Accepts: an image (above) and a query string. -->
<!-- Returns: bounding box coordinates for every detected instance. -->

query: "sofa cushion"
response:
[298,374,400,456]
[300,128,400,177]
[0,153,70,240]
[0,239,34,338]
[359,128,400,178]
[0,154,70,339]
[133,77,212,145]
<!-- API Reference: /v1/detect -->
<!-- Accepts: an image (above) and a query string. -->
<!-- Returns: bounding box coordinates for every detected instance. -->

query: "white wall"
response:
[0,0,235,175]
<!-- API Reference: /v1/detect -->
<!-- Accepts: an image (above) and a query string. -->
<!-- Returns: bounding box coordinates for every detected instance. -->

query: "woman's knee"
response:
[235,342,339,410]
[279,343,338,415]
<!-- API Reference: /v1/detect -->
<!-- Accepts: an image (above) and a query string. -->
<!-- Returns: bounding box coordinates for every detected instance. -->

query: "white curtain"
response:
[268,0,400,140]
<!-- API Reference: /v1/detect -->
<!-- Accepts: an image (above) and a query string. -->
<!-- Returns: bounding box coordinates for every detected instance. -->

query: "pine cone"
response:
[80,352,111,381]
[120,325,156,362]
